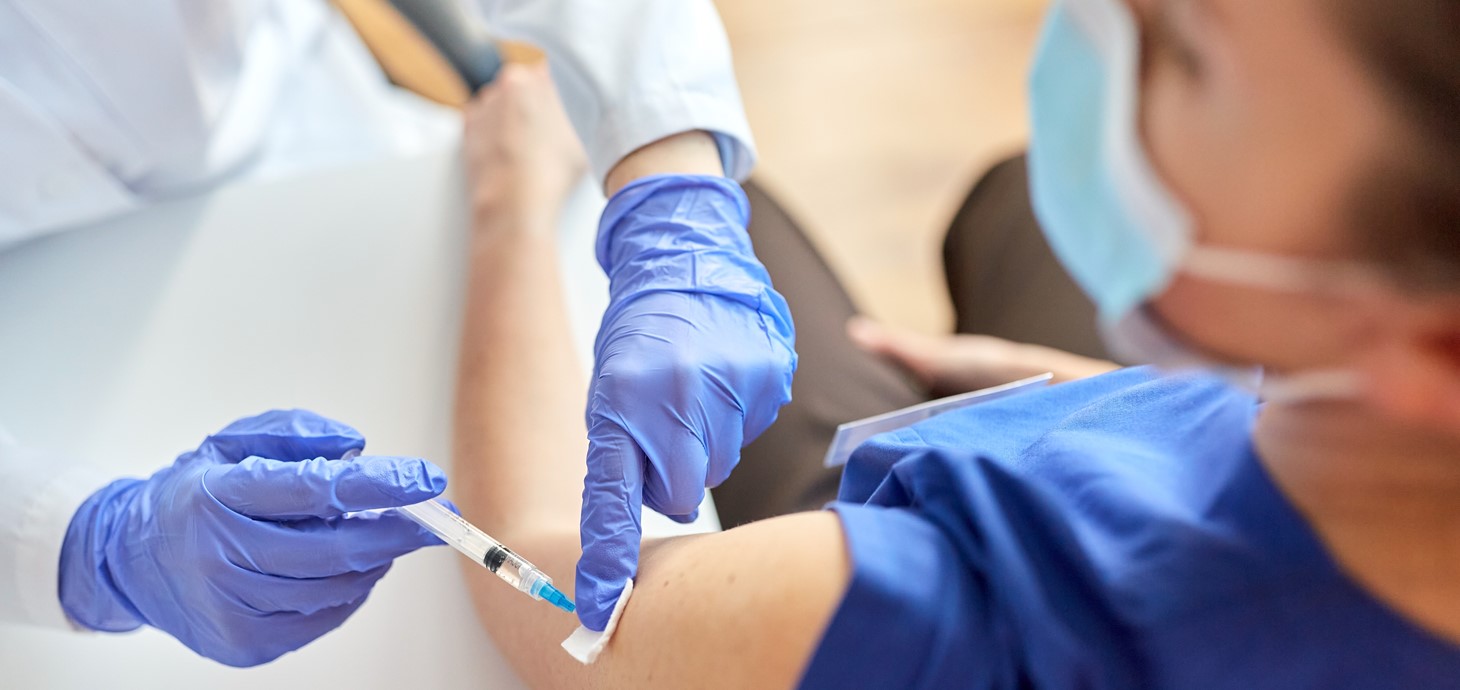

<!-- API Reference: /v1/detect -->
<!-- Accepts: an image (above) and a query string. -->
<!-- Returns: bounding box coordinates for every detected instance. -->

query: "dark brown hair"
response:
[1334,0,1460,289]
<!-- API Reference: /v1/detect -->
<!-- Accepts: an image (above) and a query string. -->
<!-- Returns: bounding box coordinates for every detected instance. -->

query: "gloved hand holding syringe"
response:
[342,451,575,614]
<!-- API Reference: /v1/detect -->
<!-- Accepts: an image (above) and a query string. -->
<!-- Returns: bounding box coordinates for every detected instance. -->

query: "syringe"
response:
[397,498,576,614]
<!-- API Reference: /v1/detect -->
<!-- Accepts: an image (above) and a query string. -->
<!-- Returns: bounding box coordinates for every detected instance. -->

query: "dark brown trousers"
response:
[712,155,1108,528]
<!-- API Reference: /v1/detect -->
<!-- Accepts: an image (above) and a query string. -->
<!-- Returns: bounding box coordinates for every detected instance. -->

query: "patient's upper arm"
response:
[506,512,851,690]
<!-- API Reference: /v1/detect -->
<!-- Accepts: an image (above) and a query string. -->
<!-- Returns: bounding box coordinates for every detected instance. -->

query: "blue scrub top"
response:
[801,367,1460,689]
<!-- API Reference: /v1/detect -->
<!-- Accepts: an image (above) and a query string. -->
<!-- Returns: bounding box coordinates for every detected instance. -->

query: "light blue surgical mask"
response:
[1025,0,1377,401]
[1028,0,1190,324]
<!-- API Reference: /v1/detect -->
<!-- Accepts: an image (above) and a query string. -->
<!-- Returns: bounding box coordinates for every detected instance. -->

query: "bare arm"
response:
[604,131,724,196]
[454,64,848,689]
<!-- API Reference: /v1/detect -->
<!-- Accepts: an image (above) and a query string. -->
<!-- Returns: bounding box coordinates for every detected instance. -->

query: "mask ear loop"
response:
[1178,247,1384,404]
[1180,246,1388,298]
[1101,304,1264,382]
[1258,369,1368,404]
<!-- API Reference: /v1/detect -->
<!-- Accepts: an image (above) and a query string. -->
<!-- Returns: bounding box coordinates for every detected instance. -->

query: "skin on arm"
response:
[453,64,849,689]
[603,130,725,196]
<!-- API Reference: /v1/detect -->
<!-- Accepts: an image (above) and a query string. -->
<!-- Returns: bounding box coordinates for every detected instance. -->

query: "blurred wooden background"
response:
[718,0,1047,334]
[343,0,1050,335]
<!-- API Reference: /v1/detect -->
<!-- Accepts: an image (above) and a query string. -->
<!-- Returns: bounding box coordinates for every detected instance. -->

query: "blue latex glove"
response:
[57,410,447,667]
[577,175,797,630]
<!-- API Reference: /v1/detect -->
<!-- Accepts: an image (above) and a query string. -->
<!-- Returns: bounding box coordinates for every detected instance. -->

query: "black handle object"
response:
[387,0,503,91]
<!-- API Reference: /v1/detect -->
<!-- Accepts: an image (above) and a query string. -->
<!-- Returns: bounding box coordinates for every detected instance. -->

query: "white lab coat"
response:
[0,0,753,629]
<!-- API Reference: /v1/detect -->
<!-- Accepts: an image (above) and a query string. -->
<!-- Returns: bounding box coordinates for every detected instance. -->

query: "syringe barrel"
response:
[483,543,552,599]
[397,499,502,565]
[397,499,552,600]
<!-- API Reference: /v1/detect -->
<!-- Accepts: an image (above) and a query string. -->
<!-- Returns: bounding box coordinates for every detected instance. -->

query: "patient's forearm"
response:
[453,212,585,538]
[452,206,597,682]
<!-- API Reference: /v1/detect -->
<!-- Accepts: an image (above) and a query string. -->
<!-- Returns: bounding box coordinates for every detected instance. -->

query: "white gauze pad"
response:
[561,578,634,665]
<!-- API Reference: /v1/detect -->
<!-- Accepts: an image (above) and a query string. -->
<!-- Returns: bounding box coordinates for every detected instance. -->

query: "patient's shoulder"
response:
[590,511,850,690]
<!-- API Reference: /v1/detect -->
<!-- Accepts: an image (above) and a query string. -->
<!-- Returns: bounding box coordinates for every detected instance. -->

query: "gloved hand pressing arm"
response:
[577,175,797,630]
[57,410,447,667]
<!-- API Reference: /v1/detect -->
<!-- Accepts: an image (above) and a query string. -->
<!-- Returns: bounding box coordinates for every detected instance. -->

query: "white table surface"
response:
[0,149,717,688]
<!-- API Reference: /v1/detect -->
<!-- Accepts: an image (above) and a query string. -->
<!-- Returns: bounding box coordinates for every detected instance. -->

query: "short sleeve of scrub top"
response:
[799,367,1460,689]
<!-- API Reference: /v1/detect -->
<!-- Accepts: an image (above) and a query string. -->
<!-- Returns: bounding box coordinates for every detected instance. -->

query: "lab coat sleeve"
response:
[469,0,757,184]
[0,432,115,629]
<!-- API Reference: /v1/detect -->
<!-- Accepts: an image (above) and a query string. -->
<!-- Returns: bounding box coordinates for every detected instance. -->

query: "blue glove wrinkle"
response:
[58,410,448,666]
[58,478,148,632]
[205,454,447,520]
[224,564,389,617]
[576,175,798,631]
[362,455,449,506]
[202,409,365,463]
[596,175,753,270]
[577,415,646,630]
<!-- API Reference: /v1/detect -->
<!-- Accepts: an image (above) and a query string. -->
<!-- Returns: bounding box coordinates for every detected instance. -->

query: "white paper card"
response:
[823,374,1053,468]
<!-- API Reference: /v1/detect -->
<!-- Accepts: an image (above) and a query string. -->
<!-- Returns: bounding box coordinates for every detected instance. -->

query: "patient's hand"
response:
[463,63,587,231]
[849,316,1119,395]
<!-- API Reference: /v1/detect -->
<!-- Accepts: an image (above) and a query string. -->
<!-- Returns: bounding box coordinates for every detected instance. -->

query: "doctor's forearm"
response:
[603,131,724,196]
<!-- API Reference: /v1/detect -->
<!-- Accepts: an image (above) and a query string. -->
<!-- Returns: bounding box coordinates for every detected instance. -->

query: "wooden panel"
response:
[333,0,471,107]
[719,0,1049,334]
